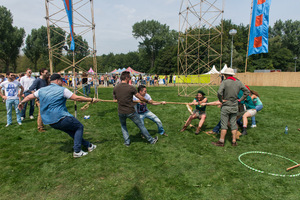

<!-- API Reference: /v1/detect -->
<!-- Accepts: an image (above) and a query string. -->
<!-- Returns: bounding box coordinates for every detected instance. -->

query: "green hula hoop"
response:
[238,151,300,177]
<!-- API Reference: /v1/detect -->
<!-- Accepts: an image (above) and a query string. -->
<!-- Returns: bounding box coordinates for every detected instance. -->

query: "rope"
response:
[80,99,192,110]
[238,151,300,177]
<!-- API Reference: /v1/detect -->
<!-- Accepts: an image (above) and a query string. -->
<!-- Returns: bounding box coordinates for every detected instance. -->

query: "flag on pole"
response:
[63,0,75,51]
[248,0,271,56]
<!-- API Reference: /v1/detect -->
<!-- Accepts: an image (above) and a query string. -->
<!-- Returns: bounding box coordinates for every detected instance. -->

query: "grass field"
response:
[1,85,300,199]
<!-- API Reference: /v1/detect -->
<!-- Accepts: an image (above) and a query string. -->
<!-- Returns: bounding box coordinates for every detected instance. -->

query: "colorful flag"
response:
[63,0,75,51]
[248,0,271,56]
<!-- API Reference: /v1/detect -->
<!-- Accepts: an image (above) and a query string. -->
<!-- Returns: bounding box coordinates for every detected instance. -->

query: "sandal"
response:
[195,127,201,135]
[180,125,188,132]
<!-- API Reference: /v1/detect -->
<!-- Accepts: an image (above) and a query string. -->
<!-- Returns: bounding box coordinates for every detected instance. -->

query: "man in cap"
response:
[18,74,99,158]
[212,68,249,147]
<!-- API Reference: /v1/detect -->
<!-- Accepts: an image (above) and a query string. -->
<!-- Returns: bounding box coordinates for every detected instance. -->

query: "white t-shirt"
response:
[34,88,73,99]
[133,93,152,113]
[173,76,176,81]
[0,80,22,100]
[132,76,136,82]
[88,77,92,84]
[20,75,35,92]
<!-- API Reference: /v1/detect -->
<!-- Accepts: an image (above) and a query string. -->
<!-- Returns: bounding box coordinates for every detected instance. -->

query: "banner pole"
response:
[245,0,254,73]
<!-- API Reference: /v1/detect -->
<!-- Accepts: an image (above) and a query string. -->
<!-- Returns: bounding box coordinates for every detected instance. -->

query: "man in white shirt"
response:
[0,72,24,127]
[133,85,168,136]
[20,68,36,120]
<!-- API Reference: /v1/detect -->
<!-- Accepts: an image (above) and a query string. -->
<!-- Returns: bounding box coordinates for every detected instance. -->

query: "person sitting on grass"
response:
[250,90,263,128]
[133,85,168,137]
[239,92,256,136]
[180,90,207,135]
[18,74,99,158]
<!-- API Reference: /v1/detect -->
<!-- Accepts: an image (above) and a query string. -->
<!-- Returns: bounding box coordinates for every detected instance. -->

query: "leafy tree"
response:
[0,6,25,72]
[132,20,176,70]
[23,28,45,71]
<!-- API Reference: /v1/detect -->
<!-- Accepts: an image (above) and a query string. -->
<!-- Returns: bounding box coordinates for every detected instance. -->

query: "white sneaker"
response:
[18,123,22,125]
[5,124,11,127]
[73,150,88,158]
[29,115,34,119]
[21,117,24,121]
[88,144,97,152]
[251,125,257,128]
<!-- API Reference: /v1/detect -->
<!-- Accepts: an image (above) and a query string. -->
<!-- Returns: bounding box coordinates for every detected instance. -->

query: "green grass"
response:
[1,86,300,199]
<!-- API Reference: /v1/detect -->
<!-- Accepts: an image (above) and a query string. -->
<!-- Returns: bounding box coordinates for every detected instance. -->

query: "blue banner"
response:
[63,0,75,51]
[248,0,271,56]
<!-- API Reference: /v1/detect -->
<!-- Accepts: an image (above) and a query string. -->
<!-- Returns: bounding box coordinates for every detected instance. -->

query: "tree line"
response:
[0,5,299,74]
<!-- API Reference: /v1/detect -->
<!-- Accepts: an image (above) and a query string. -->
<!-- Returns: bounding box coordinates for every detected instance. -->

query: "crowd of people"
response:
[0,68,263,158]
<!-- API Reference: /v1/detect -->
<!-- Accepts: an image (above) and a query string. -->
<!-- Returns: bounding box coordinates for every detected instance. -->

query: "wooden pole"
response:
[45,0,53,74]
[286,163,300,172]
[90,0,98,99]
[245,0,254,73]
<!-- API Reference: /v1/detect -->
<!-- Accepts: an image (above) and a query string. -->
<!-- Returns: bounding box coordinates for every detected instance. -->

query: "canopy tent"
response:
[109,67,143,75]
[110,69,117,73]
[88,67,95,73]
[220,64,228,73]
[125,67,143,74]
[204,65,219,74]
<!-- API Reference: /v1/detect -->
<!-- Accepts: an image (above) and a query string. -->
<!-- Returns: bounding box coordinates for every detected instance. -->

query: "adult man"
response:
[133,85,167,137]
[0,72,24,127]
[113,71,158,146]
[212,68,249,147]
[20,68,36,120]
[29,68,49,132]
[18,74,99,158]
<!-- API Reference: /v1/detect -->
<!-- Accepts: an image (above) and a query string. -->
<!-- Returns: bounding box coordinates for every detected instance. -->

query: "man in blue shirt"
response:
[19,74,99,158]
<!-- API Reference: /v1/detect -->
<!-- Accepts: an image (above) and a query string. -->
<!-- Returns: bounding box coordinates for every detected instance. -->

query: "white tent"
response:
[204,65,220,74]
[220,64,228,73]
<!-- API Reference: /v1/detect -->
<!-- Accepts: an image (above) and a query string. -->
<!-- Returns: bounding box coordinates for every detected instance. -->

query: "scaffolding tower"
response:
[45,0,98,117]
[177,0,224,97]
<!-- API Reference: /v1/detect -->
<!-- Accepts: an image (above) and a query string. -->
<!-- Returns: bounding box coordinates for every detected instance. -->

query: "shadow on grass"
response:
[96,108,116,117]
[50,138,110,153]
[122,185,144,200]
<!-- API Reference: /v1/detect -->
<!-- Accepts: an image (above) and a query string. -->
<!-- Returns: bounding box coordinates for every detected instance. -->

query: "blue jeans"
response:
[82,84,89,97]
[251,105,263,125]
[139,111,165,135]
[118,112,154,145]
[6,99,21,125]
[50,116,90,152]
[21,92,35,118]
[212,121,221,134]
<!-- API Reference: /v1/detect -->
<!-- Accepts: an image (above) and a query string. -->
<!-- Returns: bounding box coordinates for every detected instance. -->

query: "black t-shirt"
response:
[113,83,137,114]
[82,78,88,84]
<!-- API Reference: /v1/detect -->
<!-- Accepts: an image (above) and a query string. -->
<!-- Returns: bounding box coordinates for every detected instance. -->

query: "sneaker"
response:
[5,124,11,127]
[18,123,22,125]
[211,141,224,147]
[180,125,188,132]
[21,117,24,121]
[88,144,97,152]
[251,124,257,128]
[242,129,247,136]
[124,143,130,147]
[151,136,158,144]
[73,150,88,158]
[30,115,34,119]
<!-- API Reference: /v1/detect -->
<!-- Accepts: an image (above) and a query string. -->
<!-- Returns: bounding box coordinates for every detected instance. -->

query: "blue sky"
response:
[1,0,300,55]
